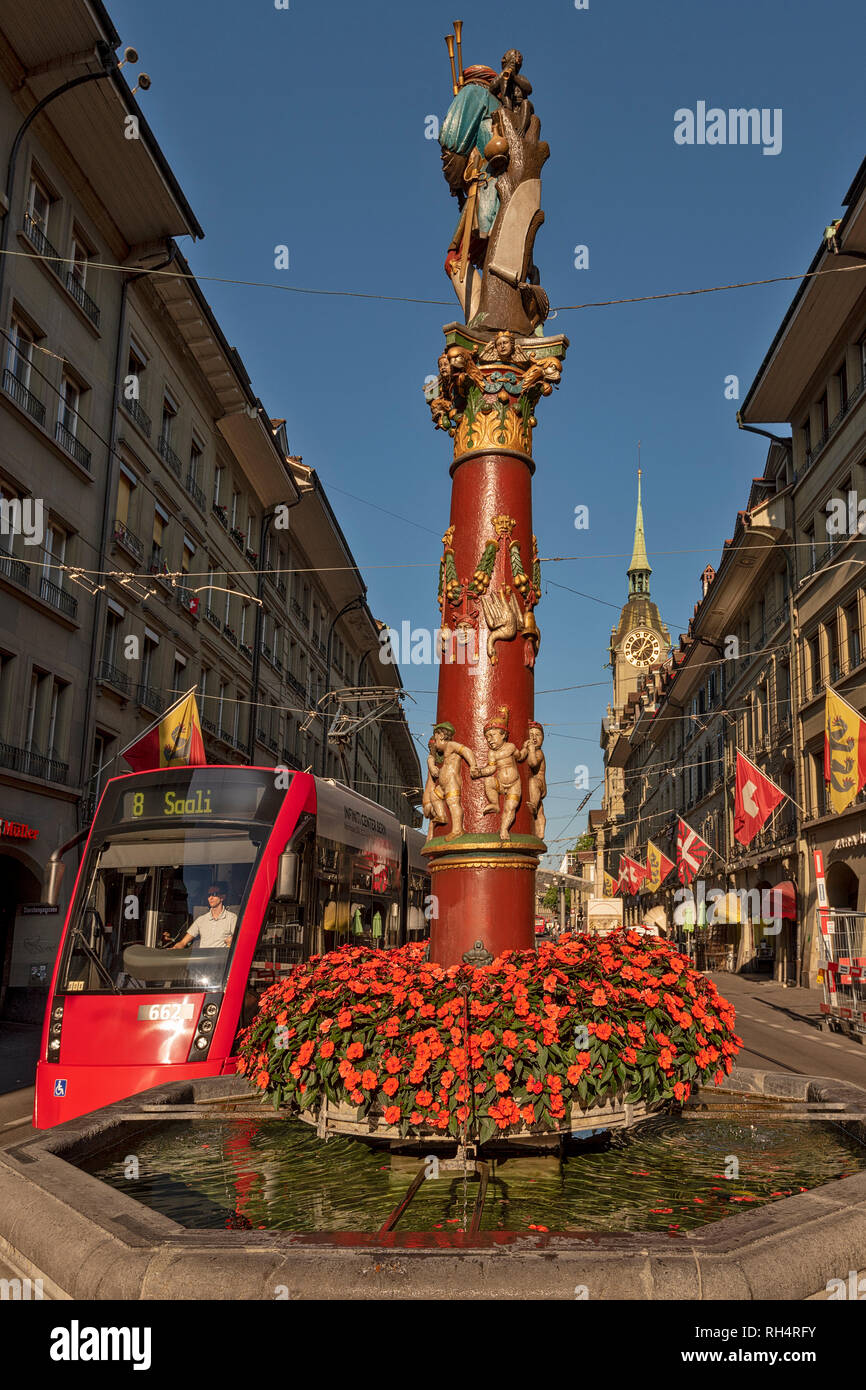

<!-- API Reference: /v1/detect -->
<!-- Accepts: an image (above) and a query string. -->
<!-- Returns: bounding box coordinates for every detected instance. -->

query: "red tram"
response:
[34,765,429,1128]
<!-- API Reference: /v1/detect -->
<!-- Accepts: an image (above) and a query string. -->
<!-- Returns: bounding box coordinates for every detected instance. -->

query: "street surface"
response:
[708,972,866,1089]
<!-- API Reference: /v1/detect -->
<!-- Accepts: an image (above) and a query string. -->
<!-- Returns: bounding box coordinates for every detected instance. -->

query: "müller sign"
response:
[2,818,39,840]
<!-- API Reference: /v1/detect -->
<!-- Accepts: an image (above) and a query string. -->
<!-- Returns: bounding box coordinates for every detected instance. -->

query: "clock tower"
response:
[609,470,670,714]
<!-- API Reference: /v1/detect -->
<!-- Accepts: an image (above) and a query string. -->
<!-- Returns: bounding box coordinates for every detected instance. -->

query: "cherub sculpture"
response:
[516,721,547,839]
[471,705,522,841]
[431,721,477,839]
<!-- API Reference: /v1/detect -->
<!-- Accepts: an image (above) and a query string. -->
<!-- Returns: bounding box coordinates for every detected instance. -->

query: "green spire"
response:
[627,468,651,597]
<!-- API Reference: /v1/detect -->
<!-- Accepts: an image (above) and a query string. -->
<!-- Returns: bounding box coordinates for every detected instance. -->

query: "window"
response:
[26,174,51,237]
[811,750,827,817]
[224,583,233,628]
[126,342,146,396]
[116,467,135,527]
[189,437,202,484]
[801,416,812,457]
[142,633,158,689]
[818,392,829,439]
[838,359,849,413]
[860,337,866,386]
[827,618,840,683]
[213,464,223,507]
[173,651,187,698]
[160,395,177,447]
[57,376,81,438]
[68,231,89,289]
[805,524,816,574]
[846,601,861,670]
[246,511,255,550]
[24,669,40,750]
[809,633,822,693]
[42,524,67,590]
[6,317,34,387]
[218,680,227,728]
[181,537,194,582]
[102,608,121,667]
[151,510,165,569]
[240,602,248,645]
[231,491,240,530]
[90,730,114,800]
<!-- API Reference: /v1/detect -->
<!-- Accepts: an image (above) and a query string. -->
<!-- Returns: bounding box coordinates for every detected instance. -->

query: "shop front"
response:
[0,794,77,1022]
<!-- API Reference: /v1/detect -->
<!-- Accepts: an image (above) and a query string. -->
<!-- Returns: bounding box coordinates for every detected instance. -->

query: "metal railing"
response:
[212,503,228,528]
[185,473,207,512]
[291,597,309,627]
[55,420,91,470]
[223,625,238,647]
[39,575,77,618]
[158,433,182,478]
[136,684,163,713]
[280,749,302,771]
[239,641,253,661]
[113,520,144,562]
[286,672,305,699]
[0,551,29,588]
[0,739,68,784]
[97,660,129,694]
[120,393,151,437]
[204,605,221,629]
[65,270,100,327]
[3,368,45,425]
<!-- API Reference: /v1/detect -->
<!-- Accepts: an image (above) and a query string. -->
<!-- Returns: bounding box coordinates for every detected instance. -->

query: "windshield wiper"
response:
[71,927,119,993]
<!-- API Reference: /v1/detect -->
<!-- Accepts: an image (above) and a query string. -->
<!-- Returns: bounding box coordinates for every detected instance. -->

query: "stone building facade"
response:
[0,2,420,1020]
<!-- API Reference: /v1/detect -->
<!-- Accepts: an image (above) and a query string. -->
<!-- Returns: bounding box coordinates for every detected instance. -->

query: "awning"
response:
[770,879,797,921]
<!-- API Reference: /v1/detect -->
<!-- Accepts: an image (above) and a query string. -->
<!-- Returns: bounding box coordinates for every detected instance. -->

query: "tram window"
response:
[57,830,261,994]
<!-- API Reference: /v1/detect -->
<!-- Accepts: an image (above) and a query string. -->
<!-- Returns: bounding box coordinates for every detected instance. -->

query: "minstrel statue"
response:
[440,29,549,335]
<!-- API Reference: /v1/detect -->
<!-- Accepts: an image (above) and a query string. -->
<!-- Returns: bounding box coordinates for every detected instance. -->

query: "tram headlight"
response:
[204,1004,218,1018]
[49,1039,60,1052]
[195,1036,208,1050]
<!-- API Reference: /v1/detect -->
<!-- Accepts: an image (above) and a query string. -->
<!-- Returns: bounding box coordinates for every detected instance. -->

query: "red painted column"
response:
[423,324,568,967]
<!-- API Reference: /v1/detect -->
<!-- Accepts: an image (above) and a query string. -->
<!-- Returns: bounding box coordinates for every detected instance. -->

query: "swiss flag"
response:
[734,751,785,845]
[620,854,647,895]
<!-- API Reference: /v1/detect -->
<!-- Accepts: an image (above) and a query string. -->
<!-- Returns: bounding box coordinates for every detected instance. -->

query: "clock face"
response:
[623,629,661,668]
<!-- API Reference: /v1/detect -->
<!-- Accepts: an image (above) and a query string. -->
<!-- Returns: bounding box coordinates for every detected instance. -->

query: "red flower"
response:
[415,1090,433,1107]
[319,1040,335,1059]
[382,1076,399,1097]
[255,1071,269,1089]
[346,1041,364,1060]
[383,1106,401,1124]
[350,1088,363,1104]
[622,1046,638,1064]
[337,1009,352,1029]
[385,1056,401,1074]
[502,1030,519,1050]
[591,988,607,1006]
[521,1104,535,1125]
[297,1040,314,1067]
[593,1022,612,1042]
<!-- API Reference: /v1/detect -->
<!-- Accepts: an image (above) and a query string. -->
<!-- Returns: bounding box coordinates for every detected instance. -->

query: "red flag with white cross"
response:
[733,751,785,846]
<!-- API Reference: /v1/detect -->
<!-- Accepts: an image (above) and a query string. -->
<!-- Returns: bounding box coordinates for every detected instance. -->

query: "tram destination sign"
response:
[121,782,266,823]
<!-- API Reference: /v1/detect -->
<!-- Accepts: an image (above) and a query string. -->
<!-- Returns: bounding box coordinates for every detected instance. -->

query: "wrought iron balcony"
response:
[201,716,219,736]
[286,672,305,700]
[158,433,182,478]
[39,575,77,618]
[239,641,253,661]
[113,520,144,563]
[0,551,29,588]
[276,578,287,598]
[290,597,309,627]
[185,473,207,512]
[223,625,238,647]
[65,270,100,327]
[136,683,163,713]
[204,605,221,629]
[3,368,45,425]
[212,503,228,528]
[120,393,151,437]
[176,586,199,616]
[0,739,68,784]
[97,660,129,694]
[273,654,283,674]
[22,213,62,265]
[229,526,246,550]
[55,420,91,470]
[261,642,272,662]
[280,749,302,771]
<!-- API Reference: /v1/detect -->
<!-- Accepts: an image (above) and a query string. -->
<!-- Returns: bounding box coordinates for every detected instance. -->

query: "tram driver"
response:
[171,882,237,951]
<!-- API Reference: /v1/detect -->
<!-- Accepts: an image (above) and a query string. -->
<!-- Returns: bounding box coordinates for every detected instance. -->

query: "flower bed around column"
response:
[237,930,742,1144]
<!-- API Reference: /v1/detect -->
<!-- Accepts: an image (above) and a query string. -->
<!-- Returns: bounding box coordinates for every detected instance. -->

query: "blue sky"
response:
[105,0,864,862]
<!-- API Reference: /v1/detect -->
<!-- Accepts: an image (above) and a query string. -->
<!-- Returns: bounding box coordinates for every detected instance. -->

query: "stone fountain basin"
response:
[1,1067,864,1300]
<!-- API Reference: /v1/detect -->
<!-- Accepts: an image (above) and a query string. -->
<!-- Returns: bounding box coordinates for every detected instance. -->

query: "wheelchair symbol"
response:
[53,1079,67,1097]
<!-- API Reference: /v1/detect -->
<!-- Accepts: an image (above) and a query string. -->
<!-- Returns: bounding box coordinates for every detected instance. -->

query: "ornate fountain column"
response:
[423,327,566,966]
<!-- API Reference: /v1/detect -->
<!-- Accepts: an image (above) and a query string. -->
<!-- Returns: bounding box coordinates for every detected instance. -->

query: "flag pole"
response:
[117,685,199,761]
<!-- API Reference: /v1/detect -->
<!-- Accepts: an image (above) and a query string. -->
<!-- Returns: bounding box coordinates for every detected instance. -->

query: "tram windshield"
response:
[56,769,285,996]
